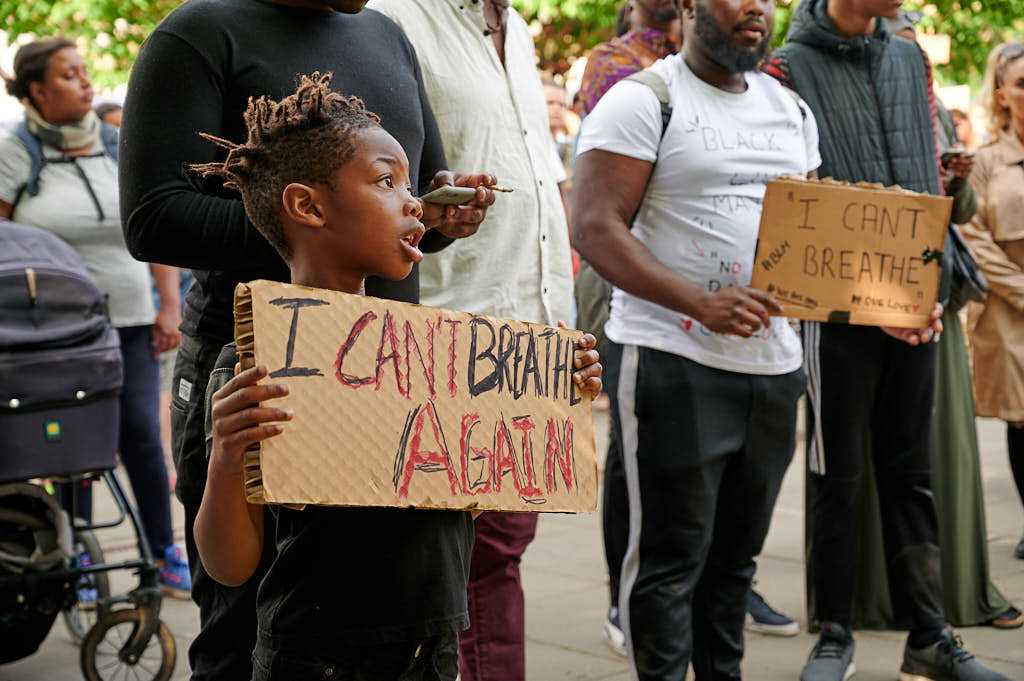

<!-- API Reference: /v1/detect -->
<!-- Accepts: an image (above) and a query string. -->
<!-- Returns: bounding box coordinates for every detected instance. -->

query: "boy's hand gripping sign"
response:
[234,281,598,513]
[751,178,952,328]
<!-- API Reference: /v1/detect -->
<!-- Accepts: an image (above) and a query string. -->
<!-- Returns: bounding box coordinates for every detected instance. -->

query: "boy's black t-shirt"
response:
[120,0,454,346]
[207,344,473,647]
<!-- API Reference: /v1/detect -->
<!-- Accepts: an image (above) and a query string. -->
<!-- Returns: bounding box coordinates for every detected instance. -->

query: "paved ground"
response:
[4,410,1022,681]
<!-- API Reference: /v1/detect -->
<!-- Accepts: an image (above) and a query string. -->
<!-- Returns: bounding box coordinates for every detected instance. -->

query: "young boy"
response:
[192,73,603,681]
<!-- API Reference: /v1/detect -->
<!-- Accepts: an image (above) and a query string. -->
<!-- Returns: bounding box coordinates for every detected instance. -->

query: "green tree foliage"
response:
[905,0,1024,87]
[1,0,179,87]
[513,0,623,73]
[1,0,1019,89]
[512,0,1021,88]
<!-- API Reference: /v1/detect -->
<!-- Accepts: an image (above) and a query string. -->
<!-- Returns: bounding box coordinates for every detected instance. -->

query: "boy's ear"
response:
[281,183,326,230]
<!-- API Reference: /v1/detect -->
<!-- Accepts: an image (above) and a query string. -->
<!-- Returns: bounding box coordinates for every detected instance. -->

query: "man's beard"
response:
[694,1,770,73]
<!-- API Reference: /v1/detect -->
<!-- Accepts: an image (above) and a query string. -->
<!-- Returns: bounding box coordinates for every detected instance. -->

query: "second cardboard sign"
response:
[751,178,951,328]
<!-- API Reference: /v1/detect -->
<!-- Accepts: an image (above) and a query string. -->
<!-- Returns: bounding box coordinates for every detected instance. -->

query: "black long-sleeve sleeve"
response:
[120,31,280,272]
[411,42,454,255]
[414,49,444,198]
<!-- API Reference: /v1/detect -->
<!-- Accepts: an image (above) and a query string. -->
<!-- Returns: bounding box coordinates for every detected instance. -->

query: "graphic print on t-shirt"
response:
[577,53,822,375]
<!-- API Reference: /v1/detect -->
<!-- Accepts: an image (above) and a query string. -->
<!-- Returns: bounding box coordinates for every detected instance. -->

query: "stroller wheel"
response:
[62,528,111,645]
[80,608,176,681]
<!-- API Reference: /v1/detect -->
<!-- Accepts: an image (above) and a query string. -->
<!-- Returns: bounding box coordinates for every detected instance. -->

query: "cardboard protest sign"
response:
[233,280,597,513]
[751,178,951,328]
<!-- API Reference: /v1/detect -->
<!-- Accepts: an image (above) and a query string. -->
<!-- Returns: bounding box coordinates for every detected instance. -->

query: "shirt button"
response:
[523,129,528,135]
[541,235,547,242]
[543,287,548,294]
[538,180,544,187]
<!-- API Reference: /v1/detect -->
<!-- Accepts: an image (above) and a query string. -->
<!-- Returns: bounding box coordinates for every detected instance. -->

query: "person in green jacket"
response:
[839,10,1024,634]
[766,1,1016,680]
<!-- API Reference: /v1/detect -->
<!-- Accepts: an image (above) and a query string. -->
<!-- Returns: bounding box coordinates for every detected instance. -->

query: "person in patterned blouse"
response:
[579,0,680,116]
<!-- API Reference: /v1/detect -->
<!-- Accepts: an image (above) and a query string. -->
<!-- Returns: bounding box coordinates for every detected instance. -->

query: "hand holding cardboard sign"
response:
[881,302,944,346]
[198,364,289,587]
[208,365,293,477]
[567,328,603,398]
[691,286,783,338]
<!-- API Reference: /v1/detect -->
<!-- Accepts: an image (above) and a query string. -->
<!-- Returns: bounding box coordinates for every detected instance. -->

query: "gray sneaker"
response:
[800,623,856,681]
[899,628,1012,681]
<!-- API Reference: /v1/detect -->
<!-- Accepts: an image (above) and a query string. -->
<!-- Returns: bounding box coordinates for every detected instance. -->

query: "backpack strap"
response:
[99,122,119,161]
[624,69,673,141]
[9,121,118,218]
[621,69,673,228]
[11,122,45,211]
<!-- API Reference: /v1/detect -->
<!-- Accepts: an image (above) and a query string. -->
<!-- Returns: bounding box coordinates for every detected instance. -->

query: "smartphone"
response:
[420,185,478,205]
[941,149,972,167]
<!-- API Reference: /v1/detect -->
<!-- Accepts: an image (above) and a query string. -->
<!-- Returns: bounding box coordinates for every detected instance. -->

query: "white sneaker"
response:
[603,607,627,658]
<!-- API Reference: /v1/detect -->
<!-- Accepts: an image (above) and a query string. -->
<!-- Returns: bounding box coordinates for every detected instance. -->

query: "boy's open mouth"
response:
[399,224,426,263]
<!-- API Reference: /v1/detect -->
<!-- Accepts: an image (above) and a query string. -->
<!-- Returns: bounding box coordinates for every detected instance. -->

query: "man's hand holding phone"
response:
[422,171,497,239]
[941,149,975,180]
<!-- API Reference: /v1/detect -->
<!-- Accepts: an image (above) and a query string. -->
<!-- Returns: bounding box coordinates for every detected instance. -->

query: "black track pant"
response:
[602,338,628,611]
[608,342,803,681]
[803,322,945,633]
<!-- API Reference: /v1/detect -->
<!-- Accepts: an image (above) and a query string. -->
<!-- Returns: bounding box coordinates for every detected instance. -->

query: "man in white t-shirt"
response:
[571,0,820,678]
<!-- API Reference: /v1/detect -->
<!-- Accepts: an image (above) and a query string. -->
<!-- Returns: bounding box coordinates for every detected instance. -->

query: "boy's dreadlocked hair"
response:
[189,72,382,259]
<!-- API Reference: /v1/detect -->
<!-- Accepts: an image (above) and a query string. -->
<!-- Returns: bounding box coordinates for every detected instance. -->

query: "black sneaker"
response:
[746,589,800,636]
[800,622,856,681]
[1014,536,1024,560]
[899,628,1012,681]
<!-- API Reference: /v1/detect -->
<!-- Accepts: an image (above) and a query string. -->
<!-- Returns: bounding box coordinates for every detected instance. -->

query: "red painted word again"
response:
[393,401,577,504]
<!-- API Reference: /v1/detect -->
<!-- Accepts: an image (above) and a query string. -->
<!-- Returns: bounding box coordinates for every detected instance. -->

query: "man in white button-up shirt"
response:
[367,1,574,679]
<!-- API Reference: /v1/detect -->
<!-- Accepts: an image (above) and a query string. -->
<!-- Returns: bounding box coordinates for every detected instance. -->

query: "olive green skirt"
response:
[806,312,1010,629]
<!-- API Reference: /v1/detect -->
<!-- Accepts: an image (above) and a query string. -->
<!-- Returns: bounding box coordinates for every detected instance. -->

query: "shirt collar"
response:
[447,0,507,16]
[623,27,679,58]
[445,0,506,35]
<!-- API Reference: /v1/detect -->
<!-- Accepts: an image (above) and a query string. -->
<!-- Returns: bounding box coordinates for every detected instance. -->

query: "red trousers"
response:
[458,512,538,681]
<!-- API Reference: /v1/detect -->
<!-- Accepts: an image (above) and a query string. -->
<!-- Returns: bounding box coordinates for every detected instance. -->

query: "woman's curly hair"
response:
[190,72,382,259]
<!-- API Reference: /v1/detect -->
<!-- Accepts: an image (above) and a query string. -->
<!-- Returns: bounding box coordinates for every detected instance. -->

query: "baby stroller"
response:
[0,219,176,680]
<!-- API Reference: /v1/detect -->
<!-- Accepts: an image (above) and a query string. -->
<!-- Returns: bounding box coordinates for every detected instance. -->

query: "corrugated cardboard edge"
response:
[773,175,955,201]
[233,283,267,505]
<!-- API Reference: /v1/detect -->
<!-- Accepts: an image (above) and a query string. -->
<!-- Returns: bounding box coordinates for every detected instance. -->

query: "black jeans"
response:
[252,631,459,681]
[608,342,803,681]
[58,325,173,556]
[171,333,274,681]
[803,322,945,634]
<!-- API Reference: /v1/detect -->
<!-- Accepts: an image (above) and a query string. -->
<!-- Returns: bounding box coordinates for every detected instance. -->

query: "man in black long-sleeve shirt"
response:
[120,2,493,679]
